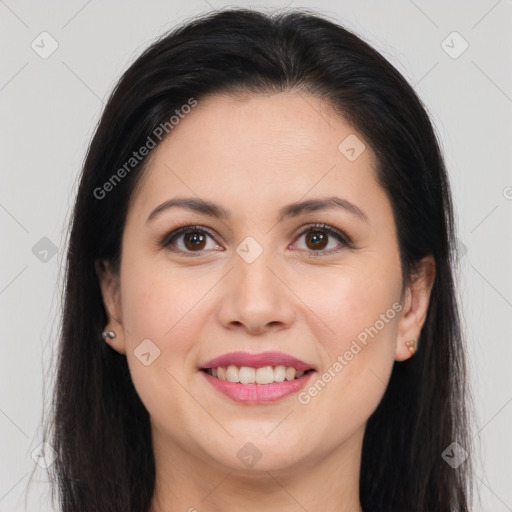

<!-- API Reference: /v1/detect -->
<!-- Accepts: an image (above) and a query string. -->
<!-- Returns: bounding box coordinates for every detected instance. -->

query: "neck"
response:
[149,426,365,512]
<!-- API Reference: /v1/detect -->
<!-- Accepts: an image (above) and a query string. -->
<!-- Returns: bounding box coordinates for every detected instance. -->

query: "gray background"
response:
[1,1,511,510]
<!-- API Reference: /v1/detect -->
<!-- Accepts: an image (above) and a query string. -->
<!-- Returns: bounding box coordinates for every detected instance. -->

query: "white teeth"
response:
[226,365,239,383]
[239,366,255,384]
[274,365,286,382]
[207,365,311,384]
[255,366,274,385]
[285,367,296,381]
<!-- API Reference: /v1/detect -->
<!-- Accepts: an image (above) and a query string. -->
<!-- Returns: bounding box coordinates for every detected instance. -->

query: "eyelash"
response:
[159,223,354,257]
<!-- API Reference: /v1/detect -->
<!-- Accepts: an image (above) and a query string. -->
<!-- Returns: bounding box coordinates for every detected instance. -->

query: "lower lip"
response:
[201,370,315,404]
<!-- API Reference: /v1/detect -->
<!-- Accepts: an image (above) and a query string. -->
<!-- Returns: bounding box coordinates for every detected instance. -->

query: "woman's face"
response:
[99,92,433,475]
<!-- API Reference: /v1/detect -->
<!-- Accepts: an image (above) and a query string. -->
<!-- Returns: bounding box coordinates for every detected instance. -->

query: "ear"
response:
[395,255,436,361]
[95,259,126,355]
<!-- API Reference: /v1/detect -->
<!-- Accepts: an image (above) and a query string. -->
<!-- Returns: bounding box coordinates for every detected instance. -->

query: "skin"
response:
[97,92,435,512]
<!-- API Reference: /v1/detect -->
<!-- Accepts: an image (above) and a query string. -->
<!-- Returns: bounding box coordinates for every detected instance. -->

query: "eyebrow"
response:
[146,196,369,224]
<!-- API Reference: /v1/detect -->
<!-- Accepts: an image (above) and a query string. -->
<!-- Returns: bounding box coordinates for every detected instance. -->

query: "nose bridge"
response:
[217,233,295,332]
[233,236,280,298]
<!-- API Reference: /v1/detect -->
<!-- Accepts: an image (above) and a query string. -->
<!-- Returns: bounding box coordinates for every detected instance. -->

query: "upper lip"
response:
[200,351,316,372]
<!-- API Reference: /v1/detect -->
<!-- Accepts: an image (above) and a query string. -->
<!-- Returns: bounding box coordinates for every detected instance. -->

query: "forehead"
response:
[128,92,387,226]
[152,92,371,166]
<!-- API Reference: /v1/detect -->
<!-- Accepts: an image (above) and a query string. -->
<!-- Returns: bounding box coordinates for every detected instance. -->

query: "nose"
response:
[216,248,296,336]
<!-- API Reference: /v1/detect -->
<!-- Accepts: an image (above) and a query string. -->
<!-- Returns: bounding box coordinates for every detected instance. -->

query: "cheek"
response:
[120,252,212,342]
[292,261,401,416]
[118,254,221,396]
[307,261,401,409]
[118,259,206,425]
[294,263,402,350]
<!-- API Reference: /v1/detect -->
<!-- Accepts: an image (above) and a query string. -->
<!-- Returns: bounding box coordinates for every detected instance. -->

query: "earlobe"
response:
[95,259,126,355]
[395,255,436,362]
[405,339,417,356]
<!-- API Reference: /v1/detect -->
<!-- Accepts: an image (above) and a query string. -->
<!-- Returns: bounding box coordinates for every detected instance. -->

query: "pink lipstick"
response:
[200,351,316,372]
[199,351,316,404]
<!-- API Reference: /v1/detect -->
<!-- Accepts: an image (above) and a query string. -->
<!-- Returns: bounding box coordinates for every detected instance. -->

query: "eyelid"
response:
[159,224,222,254]
[159,222,354,256]
[293,222,352,245]
[291,222,354,256]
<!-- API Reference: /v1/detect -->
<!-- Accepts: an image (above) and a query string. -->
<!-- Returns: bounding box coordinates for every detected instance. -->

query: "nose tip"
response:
[217,257,296,335]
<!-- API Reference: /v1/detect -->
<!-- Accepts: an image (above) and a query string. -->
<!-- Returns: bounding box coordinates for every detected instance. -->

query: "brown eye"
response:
[305,230,328,250]
[162,226,220,255]
[183,231,207,251]
[293,223,351,256]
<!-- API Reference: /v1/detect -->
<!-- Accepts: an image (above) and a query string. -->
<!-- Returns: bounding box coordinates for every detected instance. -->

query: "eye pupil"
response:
[165,224,345,256]
[184,232,206,251]
[306,230,328,250]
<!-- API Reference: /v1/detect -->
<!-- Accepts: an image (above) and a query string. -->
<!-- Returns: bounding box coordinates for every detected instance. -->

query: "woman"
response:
[41,7,473,511]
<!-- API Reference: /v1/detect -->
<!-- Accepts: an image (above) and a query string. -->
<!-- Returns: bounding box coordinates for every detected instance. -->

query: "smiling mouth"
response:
[201,365,315,384]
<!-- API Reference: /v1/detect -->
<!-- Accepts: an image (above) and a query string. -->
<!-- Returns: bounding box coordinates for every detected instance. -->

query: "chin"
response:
[199,434,312,475]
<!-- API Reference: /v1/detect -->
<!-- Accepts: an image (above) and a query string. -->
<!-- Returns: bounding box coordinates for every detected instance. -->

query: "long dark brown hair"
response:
[31,7,473,511]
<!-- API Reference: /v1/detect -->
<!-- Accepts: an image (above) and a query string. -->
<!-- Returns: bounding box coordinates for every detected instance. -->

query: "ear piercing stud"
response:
[406,339,417,355]
[101,330,116,341]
